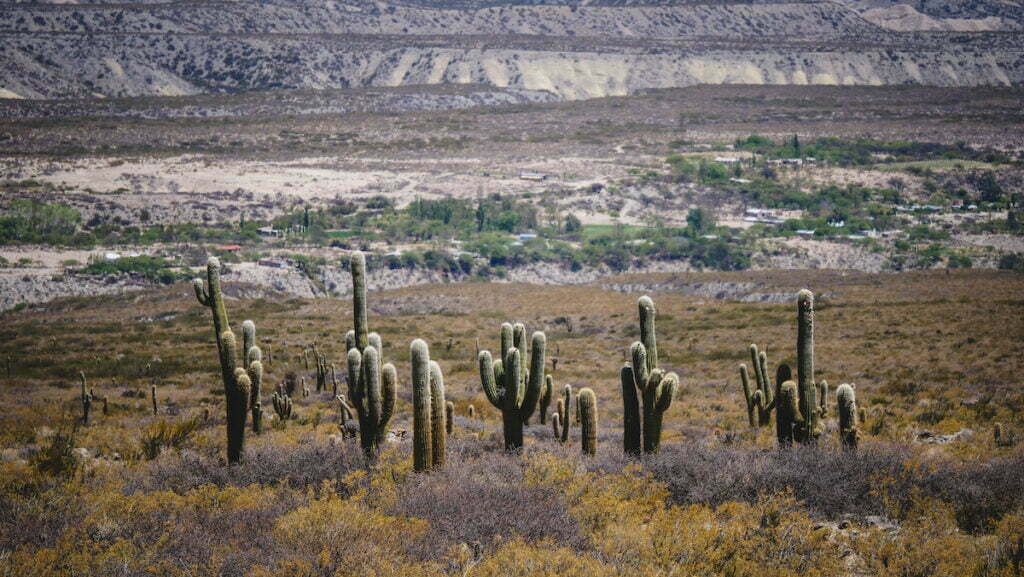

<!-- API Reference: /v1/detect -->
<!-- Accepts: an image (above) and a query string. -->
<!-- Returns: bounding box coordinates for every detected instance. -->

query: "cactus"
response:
[411,339,446,471]
[539,375,553,425]
[80,371,92,425]
[337,394,355,423]
[478,325,546,451]
[248,355,263,434]
[795,290,821,444]
[748,344,774,427]
[311,344,330,393]
[559,385,571,443]
[272,389,293,422]
[751,390,764,427]
[836,383,858,450]
[776,380,800,446]
[446,401,455,436]
[193,257,252,464]
[151,384,158,415]
[622,296,678,454]
[739,364,756,428]
[578,388,598,456]
[551,409,562,440]
[345,252,397,460]
[468,404,476,419]
[818,380,829,419]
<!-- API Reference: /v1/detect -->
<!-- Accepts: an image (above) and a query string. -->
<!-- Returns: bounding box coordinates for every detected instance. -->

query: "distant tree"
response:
[976,171,1004,203]
[564,213,582,233]
[686,208,715,235]
[793,134,801,157]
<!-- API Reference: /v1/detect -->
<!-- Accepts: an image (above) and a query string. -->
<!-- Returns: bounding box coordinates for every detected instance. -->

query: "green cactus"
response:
[739,364,756,428]
[411,339,446,471]
[539,374,553,425]
[551,409,562,440]
[748,344,774,427]
[248,356,263,434]
[836,383,859,450]
[446,401,455,436]
[337,394,355,423]
[622,296,678,455]
[818,380,829,419]
[578,388,598,456]
[345,252,397,460]
[272,389,293,423]
[194,257,251,464]
[151,384,158,415]
[777,380,800,447]
[751,390,764,427]
[80,371,92,426]
[478,325,546,451]
[559,384,571,443]
[795,289,821,444]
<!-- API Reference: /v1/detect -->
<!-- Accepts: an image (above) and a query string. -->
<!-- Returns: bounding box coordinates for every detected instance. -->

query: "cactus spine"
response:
[836,383,859,450]
[578,388,597,456]
[622,296,678,454]
[478,325,546,451]
[194,258,250,464]
[346,252,397,460]
[411,339,446,471]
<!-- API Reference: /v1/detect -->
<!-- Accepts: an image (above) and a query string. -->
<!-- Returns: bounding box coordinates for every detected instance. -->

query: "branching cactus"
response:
[272,389,293,423]
[193,258,251,464]
[478,324,546,451]
[836,383,859,450]
[622,296,678,455]
[411,339,446,471]
[748,344,774,427]
[578,388,598,456]
[345,252,398,460]
[313,345,330,393]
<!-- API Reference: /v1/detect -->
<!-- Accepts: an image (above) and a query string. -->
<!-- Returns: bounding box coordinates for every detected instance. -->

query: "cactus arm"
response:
[512,323,528,382]
[479,351,503,409]
[579,388,597,456]
[500,323,514,361]
[751,390,764,427]
[368,332,383,357]
[630,342,649,391]
[193,278,210,307]
[740,364,756,427]
[638,296,657,371]
[242,320,256,369]
[345,330,356,352]
[621,365,642,455]
[757,351,773,406]
[412,339,432,471]
[351,252,369,351]
[656,373,677,413]
[362,346,382,452]
[347,348,364,415]
[379,363,397,437]
[518,332,546,423]
[429,360,447,468]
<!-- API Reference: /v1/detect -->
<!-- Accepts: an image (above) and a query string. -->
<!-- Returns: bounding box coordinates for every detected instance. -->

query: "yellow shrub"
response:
[469,539,616,577]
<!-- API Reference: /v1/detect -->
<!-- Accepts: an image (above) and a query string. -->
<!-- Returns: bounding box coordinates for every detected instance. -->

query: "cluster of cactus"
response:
[478,322,547,451]
[411,339,447,471]
[622,296,678,455]
[194,257,252,464]
[344,252,397,460]
[551,384,572,442]
[242,320,264,434]
[310,344,330,393]
[272,387,293,422]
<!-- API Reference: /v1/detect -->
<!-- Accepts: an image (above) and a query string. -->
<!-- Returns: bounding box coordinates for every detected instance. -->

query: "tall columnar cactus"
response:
[248,353,264,435]
[795,289,821,444]
[539,375,553,425]
[194,258,251,464]
[80,371,92,426]
[578,388,598,456]
[559,384,571,443]
[429,360,447,468]
[836,383,859,450]
[345,252,397,460]
[479,325,546,451]
[446,401,455,436]
[622,296,678,455]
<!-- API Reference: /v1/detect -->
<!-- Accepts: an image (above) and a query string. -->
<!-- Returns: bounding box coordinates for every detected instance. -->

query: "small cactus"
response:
[151,384,158,415]
[345,252,397,460]
[446,401,455,436]
[739,364,756,428]
[560,385,572,443]
[272,389,293,423]
[80,371,92,426]
[551,409,562,439]
[578,388,598,456]
[479,325,546,451]
[836,383,859,450]
[468,404,476,420]
[777,380,800,447]
[622,296,678,454]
